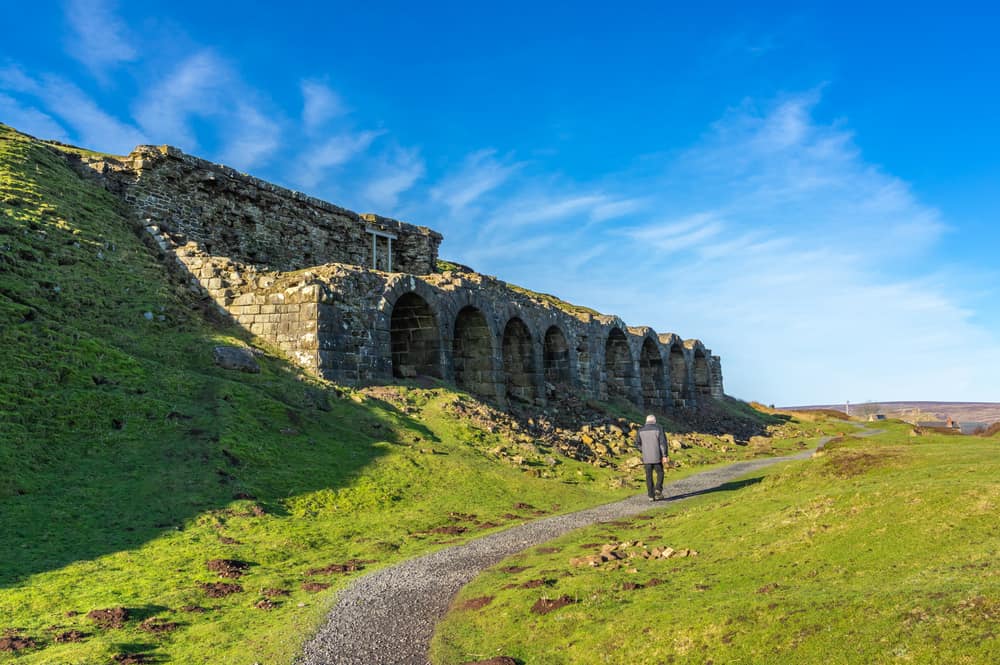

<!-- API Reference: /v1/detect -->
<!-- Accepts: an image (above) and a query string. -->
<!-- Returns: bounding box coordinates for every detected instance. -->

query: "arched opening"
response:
[694,349,711,396]
[669,344,686,403]
[389,292,441,379]
[604,328,634,402]
[639,338,667,410]
[452,306,495,398]
[502,318,538,403]
[543,325,572,386]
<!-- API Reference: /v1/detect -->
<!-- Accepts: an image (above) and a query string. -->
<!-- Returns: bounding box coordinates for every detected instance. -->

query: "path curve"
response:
[297,445,829,665]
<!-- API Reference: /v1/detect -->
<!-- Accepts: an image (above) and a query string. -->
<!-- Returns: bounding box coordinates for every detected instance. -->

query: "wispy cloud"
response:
[64,0,137,78]
[301,80,345,133]
[362,147,425,212]
[430,149,521,212]
[132,51,230,150]
[0,67,145,151]
[217,102,282,170]
[0,94,70,141]
[295,130,384,189]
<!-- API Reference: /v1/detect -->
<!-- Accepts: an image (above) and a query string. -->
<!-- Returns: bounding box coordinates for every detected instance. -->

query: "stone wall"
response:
[83,145,442,274]
[76,143,725,413]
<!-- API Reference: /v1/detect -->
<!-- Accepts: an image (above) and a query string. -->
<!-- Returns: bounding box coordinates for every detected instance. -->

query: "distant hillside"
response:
[788,401,1000,427]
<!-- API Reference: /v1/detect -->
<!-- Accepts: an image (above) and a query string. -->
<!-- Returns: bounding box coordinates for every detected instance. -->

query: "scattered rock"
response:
[531,595,577,615]
[212,346,260,373]
[87,606,129,629]
[255,599,278,610]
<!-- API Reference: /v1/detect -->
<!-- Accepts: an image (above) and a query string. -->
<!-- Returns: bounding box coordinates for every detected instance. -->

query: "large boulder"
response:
[213,346,260,373]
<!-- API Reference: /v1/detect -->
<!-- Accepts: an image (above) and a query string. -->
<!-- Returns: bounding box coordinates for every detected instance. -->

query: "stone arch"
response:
[693,346,711,396]
[502,317,538,404]
[543,325,572,385]
[639,336,668,410]
[452,305,497,400]
[604,327,635,403]
[389,291,442,378]
[669,342,686,404]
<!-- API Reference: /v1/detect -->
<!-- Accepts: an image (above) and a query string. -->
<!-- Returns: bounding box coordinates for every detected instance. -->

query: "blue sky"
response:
[3,1,999,405]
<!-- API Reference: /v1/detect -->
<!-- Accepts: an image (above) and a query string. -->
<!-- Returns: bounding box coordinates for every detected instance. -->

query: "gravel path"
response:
[297,446,825,665]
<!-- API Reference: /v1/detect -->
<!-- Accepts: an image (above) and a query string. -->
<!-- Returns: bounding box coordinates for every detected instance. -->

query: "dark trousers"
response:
[643,463,664,498]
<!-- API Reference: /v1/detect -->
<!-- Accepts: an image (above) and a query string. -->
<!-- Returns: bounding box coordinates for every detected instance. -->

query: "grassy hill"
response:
[432,422,999,664]
[0,123,842,663]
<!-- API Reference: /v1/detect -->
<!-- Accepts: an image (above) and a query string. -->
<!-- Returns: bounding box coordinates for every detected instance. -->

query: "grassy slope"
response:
[0,123,860,664]
[0,124,647,664]
[431,422,999,664]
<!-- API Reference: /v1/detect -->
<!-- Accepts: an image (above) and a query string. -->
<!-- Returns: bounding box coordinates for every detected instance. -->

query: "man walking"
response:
[635,414,668,501]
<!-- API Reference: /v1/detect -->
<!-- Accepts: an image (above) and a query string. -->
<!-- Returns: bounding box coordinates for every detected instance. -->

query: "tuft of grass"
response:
[431,427,1000,664]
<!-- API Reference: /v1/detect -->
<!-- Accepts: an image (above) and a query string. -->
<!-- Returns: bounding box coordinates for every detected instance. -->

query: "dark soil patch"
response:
[535,546,561,554]
[579,543,602,549]
[199,582,244,597]
[139,617,178,634]
[622,582,644,591]
[180,605,206,613]
[531,595,577,615]
[218,536,241,545]
[475,521,501,529]
[206,558,250,578]
[645,578,665,587]
[458,596,494,611]
[87,606,129,629]
[501,566,529,574]
[512,502,535,510]
[233,492,256,500]
[426,525,467,535]
[306,561,365,576]
[255,599,278,610]
[262,588,290,597]
[500,513,520,520]
[519,579,550,589]
[462,658,518,665]
[301,582,331,593]
[113,654,152,664]
[0,634,36,652]
[65,610,80,617]
[756,583,781,594]
[250,503,266,517]
[53,629,87,643]
[448,512,478,522]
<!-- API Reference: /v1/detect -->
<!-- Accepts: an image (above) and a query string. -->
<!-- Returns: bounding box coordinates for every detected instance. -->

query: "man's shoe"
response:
[654,491,663,501]
[648,496,656,502]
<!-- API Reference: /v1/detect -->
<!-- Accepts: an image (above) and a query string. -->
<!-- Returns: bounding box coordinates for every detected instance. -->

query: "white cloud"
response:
[295,130,383,189]
[64,0,138,78]
[362,147,425,212]
[217,102,282,170]
[132,51,231,150]
[0,94,70,142]
[301,80,344,132]
[430,149,520,212]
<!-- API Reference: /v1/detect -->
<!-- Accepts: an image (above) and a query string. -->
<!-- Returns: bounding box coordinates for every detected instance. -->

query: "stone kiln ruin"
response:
[77,145,724,410]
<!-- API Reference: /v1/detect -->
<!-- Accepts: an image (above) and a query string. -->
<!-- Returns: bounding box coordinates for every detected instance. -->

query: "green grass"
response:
[0,123,635,663]
[431,422,999,664]
[0,121,873,664]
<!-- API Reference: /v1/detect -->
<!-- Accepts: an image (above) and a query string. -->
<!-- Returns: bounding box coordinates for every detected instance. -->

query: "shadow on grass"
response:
[668,476,764,502]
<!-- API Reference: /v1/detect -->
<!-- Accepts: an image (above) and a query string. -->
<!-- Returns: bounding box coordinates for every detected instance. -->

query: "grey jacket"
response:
[634,423,668,464]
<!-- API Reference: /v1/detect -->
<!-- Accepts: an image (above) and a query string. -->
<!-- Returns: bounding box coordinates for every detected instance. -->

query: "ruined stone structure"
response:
[77,145,725,411]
